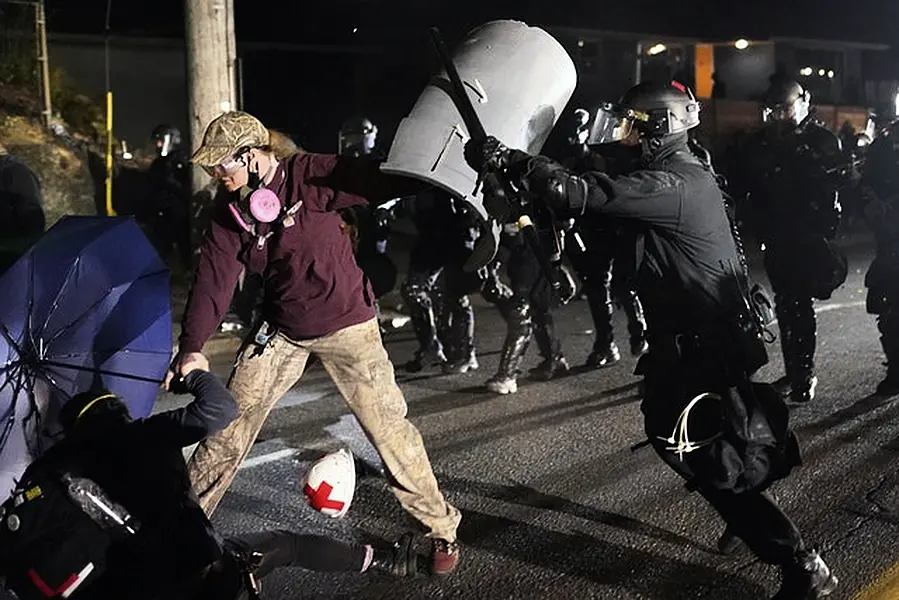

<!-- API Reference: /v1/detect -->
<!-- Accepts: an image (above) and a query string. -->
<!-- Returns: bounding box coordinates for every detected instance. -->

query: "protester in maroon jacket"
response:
[165,111,461,575]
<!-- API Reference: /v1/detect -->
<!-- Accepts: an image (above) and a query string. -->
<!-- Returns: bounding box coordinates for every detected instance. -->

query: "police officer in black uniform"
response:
[733,81,850,403]
[147,125,191,269]
[337,117,400,311]
[861,118,899,395]
[559,108,649,367]
[465,81,836,599]
[400,188,483,374]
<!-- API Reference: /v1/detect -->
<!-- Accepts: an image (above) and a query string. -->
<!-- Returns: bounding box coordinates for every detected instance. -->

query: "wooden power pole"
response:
[184,0,237,248]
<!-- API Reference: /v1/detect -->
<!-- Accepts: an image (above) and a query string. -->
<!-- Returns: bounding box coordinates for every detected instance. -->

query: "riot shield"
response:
[382,20,577,270]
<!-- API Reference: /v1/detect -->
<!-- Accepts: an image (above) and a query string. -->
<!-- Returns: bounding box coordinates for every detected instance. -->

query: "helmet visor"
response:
[587,104,634,145]
[762,96,809,124]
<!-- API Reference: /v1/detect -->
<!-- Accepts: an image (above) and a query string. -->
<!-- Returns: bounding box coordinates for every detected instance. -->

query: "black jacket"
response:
[735,119,847,243]
[42,370,238,599]
[526,139,743,336]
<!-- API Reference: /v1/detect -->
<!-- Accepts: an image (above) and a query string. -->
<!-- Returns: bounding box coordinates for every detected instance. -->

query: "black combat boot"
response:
[772,548,838,599]
[369,533,418,577]
[530,314,570,381]
[585,342,621,368]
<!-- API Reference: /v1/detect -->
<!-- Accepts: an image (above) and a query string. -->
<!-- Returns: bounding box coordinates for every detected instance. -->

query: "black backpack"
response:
[0,456,137,599]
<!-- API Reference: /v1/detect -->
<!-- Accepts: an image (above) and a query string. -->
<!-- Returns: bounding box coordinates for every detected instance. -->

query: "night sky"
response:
[43,0,899,46]
[37,0,899,150]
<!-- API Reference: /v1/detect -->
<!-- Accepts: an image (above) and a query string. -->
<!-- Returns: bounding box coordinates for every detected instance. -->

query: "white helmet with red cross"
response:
[302,449,356,518]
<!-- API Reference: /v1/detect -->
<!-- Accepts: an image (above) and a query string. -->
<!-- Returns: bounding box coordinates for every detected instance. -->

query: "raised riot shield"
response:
[381,20,577,270]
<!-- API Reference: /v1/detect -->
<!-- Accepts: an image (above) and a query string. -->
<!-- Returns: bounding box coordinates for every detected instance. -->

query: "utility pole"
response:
[184,0,237,246]
[34,0,52,128]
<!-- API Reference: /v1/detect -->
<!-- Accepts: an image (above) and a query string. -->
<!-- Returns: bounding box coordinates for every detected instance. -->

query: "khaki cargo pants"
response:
[187,317,461,542]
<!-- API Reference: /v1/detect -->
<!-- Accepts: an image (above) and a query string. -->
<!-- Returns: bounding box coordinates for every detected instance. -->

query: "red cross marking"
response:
[304,481,346,512]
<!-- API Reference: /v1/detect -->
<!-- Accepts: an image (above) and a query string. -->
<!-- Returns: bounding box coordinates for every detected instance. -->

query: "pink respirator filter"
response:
[248,188,282,223]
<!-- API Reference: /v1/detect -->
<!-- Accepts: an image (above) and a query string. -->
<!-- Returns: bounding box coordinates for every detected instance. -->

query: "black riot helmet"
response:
[338,116,378,156]
[762,80,811,125]
[150,124,181,157]
[588,80,700,145]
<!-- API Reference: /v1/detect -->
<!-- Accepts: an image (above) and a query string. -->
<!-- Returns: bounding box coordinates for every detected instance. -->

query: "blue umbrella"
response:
[0,216,172,462]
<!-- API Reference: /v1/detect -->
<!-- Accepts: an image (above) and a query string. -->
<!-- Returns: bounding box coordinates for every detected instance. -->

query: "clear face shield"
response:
[586,104,636,145]
[762,95,810,125]
[338,124,378,156]
[155,133,173,157]
[864,117,877,141]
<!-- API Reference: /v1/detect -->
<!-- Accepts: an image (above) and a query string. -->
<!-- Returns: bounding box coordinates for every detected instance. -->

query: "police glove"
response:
[515,156,585,215]
[464,136,530,173]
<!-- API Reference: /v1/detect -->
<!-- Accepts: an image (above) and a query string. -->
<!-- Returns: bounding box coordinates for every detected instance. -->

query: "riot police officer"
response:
[558,108,648,367]
[733,81,850,403]
[861,118,899,395]
[147,124,191,269]
[483,222,570,394]
[400,188,483,373]
[337,117,399,313]
[465,81,836,598]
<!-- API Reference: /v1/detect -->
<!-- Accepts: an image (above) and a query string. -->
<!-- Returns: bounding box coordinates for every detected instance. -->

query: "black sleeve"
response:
[142,370,239,447]
[522,156,683,230]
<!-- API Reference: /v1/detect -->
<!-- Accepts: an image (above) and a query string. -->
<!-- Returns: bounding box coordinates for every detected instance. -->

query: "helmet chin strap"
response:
[640,136,663,163]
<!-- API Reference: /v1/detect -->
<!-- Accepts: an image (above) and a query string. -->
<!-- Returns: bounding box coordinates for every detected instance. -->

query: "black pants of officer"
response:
[866,251,899,390]
[490,239,564,382]
[401,237,480,371]
[876,306,899,384]
[151,206,192,272]
[642,343,804,567]
[765,248,817,398]
[566,226,646,361]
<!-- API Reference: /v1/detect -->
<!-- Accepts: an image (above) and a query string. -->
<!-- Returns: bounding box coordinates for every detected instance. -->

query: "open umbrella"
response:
[0,216,172,492]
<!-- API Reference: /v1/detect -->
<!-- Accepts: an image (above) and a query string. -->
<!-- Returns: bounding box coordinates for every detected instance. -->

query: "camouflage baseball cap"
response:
[191,111,270,166]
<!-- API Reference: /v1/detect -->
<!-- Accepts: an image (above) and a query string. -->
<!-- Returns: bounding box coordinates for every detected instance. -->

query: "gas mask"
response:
[226,158,282,233]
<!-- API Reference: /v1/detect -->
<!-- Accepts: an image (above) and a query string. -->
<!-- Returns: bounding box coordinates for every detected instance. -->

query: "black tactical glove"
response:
[464,136,530,173]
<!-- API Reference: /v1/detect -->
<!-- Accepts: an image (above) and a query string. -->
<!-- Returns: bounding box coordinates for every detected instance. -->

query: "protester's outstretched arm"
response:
[147,360,238,447]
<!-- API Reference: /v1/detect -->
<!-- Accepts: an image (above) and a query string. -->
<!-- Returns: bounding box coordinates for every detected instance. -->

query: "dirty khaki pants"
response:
[187,317,461,542]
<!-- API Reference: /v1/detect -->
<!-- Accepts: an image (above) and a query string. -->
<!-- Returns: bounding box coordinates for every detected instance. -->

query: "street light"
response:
[818,68,826,76]
[800,67,813,76]
[827,70,834,78]
[734,38,749,50]
[647,43,667,56]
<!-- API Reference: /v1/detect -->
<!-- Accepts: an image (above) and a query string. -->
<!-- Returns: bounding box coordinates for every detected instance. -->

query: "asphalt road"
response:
[156,233,899,600]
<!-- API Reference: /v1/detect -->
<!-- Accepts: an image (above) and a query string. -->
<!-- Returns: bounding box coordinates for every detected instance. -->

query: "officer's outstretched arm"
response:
[517,156,682,229]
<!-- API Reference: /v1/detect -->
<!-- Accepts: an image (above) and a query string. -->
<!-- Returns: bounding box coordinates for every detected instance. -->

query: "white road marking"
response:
[815,300,865,314]
[203,298,871,474]
[239,448,298,470]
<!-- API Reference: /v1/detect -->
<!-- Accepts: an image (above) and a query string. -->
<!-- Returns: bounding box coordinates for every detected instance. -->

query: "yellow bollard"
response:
[105,90,116,217]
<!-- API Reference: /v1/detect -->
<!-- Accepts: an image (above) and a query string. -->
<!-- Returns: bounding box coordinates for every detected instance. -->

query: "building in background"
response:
[548,27,889,106]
